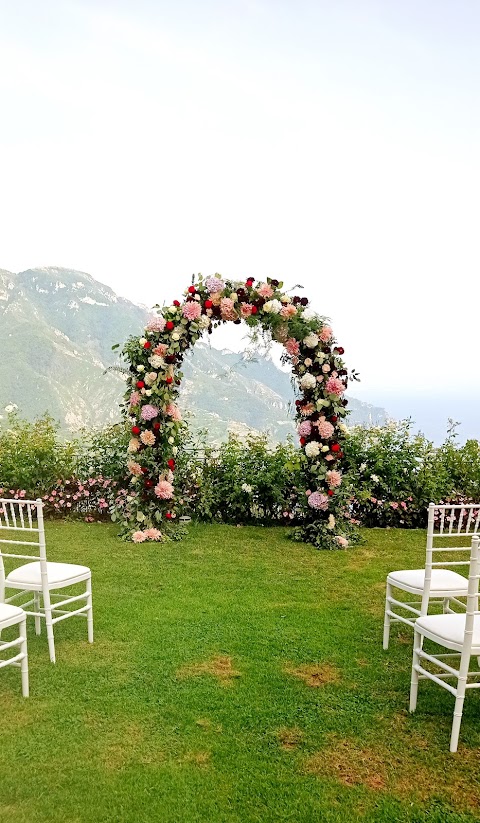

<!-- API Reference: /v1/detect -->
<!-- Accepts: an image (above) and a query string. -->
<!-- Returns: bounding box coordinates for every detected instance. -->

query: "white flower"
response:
[172,446,178,456]
[4,403,17,413]
[139,337,147,346]
[302,308,317,322]
[315,352,326,364]
[144,389,152,397]
[241,483,252,493]
[171,332,180,341]
[300,373,316,390]
[327,514,336,530]
[149,355,165,368]
[371,474,380,483]
[281,294,291,303]
[304,332,319,349]
[168,436,175,444]
[322,445,329,452]
[198,315,211,329]
[136,365,145,372]
[359,463,367,472]
[263,299,282,314]
[305,442,320,458]
[338,423,349,434]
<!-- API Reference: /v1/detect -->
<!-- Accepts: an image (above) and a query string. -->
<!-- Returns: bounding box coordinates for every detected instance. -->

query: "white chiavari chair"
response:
[0,603,29,697]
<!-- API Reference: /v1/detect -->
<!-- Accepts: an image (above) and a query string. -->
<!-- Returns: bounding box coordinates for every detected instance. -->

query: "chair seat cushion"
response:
[0,603,25,625]
[6,561,90,589]
[388,568,468,594]
[416,613,480,652]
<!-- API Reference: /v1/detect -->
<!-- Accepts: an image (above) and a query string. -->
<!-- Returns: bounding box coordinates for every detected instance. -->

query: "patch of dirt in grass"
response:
[396,631,413,645]
[283,662,340,688]
[182,750,211,767]
[304,738,386,790]
[196,717,222,733]
[276,726,304,751]
[346,550,376,571]
[355,658,369,667]
[177,655,241,686]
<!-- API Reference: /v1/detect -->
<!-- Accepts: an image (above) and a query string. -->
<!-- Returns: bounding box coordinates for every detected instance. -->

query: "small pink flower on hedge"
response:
[284,338,300,356]
[132,530,148,543]
[154,480,174,500]
[165,402,182,421]
[129,391,141,406]
[205,276,225,293]
[182,301,202,321]
[336,536,349,548]
[319,325,333,342]
[140,430,156,446]
[325,376,345,395]
[316,418,334,439]
[326,469,342,488]
[153,343,168,357]
[298,421,312,437]
[257,283,274,299]
[141,404,159,421]
[220,297,237,321]
[144,527,162,540]
[308,492,329,510]
[280,304,297,318]
[146,315,166,332]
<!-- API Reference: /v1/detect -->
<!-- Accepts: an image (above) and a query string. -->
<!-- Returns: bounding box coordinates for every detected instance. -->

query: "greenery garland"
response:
[121,275,354,548]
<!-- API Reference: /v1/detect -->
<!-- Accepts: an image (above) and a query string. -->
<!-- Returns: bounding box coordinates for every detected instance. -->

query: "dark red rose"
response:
[271,278,279,288]
[165,511,173,519]
[187,285,196,294]
[165,321,175,331]
[204,299,213,309]
[336,346,345,355]
[131,425,141,435]
[300,297,308,306]
[327,489,334,497]
[165,376,173,384]
[292,296,301,305]
[331,443,340,453]
[251,306,258,314]
[342,399,348,406]
[330,415,338,423]
[295,399,301,406]
[165,355,176,364]
[300,437,306,446]
[143,341,152,349]
[144,479,154,489]
[167,459,175,470]
[246,277,255,284]
[136,380,145,389]
[234,318,241,324]
[173,300,181,307]
[153,422,161,431]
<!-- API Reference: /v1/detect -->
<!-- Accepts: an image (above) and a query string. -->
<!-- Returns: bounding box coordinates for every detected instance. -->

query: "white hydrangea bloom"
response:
[263,299,282,314]
[305,441,320,458]
[198,315,211,329]
[300,373,316,390]
[303,332,319,349]
[149,355,165,369]
[302,308,318,322]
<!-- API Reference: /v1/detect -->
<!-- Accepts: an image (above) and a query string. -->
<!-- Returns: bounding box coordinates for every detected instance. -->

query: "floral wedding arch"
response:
[121,275,352,549]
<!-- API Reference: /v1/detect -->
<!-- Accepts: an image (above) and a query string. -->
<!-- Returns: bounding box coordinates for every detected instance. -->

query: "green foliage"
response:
[0,412,76,496]
[75,422,131,484]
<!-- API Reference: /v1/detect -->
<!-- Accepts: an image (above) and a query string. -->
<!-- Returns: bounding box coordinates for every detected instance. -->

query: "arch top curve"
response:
[121,274,352,548]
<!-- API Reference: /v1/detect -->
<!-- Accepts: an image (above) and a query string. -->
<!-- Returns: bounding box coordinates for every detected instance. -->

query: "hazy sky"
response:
[1,0,479,400]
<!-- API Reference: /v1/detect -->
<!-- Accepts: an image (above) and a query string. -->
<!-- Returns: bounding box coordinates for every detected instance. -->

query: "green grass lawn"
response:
[1,523,480,823]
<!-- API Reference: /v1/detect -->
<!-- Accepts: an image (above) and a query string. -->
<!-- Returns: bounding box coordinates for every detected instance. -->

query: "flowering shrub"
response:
[121,275,354,547]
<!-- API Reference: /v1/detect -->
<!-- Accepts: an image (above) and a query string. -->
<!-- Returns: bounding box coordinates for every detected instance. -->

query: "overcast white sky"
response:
[1,0,479,402]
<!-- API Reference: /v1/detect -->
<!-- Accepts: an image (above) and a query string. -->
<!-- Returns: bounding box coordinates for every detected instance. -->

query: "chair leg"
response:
[383,581,392,650]
[409,628,422,712]
[43,590,56,664]
[34,591,41,635]
[86,576,93,644]
[20,617,29,698]
[450,653,470,753]
[443,598,451,614]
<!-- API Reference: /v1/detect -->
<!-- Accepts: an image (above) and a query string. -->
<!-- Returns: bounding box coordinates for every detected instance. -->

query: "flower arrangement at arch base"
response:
[120,275,358,549]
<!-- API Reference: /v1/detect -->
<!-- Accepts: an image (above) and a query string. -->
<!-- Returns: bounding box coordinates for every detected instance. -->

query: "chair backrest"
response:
[421,503,480,612]
[0,498,46,599]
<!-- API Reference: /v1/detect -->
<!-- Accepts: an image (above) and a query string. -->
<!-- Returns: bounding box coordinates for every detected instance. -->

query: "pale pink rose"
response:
[182,301,202,321]
[304,358,312,367]
[308,492,329,510]
[153,343,168,357]
[144,372,158,386]
[300,402,315,417]
[141,404,159,421]
[284,338,300,356]
[220,297,237,321]
[144,528,162,540]
[257,283,274,299]
[129,391,141,406]
[132,530,148,543]
[336,536,349,548]
[317,418,334,439]
[127,461,143,477]
[298,421,312,437]
[322,364,331,373]
[280,304,297,318]
[146,315,166,332]
[316,375,324,382]
[155,480,174,500]
[319,325,333,342]
[140,430,156,446]
[325,376,345,395]
[325,454,335,461]
[326,470,342,488]
[166,402,182,421]
[241,303,254,317]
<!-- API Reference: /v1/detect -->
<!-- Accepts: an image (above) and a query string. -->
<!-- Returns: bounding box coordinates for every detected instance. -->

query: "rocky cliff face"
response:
[0,266,387,439]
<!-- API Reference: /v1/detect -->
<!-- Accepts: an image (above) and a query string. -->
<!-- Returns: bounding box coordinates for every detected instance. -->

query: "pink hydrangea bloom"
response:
[182,301,202,321]
[284,338,300,356]
[298,421,312,437]
[166,402,182,421]
[319,325,333,342]
[129,391,141,406]
[325,376,345,395]
[205,276,225,293]
[144,528,162,540]
[308,492,329,510]
[326,469,342,488]
[132,530,148,543]
[140,430,156,446]
[153,343,168,357]
[141,404,159,421]
[155,480,174,500]
[280,304,297,318]
[146,315,166,332]
[257,283,274,299]
[220,297,237,321]
[241,303,254,317]
[317,418,334,439]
